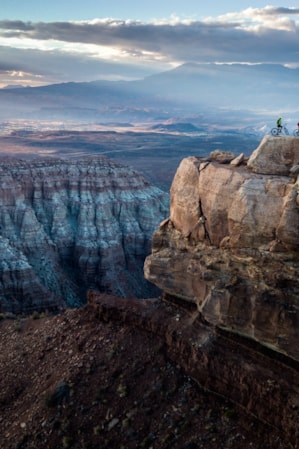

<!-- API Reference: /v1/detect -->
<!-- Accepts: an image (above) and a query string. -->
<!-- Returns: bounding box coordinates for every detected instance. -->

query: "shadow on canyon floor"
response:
[0,130,260,191]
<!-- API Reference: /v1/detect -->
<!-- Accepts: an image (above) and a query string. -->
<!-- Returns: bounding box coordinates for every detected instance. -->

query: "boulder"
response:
[247,135,299,175]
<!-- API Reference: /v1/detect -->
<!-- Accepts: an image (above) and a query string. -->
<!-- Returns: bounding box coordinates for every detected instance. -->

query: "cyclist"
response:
[276,116,283,132]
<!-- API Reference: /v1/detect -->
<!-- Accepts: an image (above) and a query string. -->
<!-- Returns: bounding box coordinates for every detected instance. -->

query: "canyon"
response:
[0,134,298,448]
[0,156,169,313]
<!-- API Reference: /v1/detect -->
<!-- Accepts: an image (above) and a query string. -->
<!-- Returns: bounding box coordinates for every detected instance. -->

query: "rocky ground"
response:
[0,293,296,449]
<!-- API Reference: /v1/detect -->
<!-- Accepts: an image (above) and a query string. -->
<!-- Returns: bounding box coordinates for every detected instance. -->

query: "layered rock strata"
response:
[144,135,299,361]
[0,157,169,313]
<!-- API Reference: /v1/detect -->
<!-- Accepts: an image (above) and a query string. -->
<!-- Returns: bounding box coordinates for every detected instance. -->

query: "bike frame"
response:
[271,126,289,136]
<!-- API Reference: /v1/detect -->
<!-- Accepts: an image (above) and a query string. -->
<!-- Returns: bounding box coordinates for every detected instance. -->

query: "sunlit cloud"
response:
[0,68,45,88]
[1,6,299,87]
[206,6,299,31]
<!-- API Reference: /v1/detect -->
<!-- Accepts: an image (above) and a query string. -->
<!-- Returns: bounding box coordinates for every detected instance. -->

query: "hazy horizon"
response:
[1,2,299,89]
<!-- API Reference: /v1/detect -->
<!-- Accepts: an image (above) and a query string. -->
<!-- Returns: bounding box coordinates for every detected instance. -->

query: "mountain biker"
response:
[276,116,282,132]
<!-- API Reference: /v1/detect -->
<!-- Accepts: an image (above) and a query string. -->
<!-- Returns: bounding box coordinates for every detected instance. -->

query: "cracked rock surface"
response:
[145,136,299,360]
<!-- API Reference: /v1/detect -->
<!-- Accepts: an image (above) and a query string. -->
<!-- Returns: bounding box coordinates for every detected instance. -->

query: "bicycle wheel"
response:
[271,128,279,136]
[293,129,299,137]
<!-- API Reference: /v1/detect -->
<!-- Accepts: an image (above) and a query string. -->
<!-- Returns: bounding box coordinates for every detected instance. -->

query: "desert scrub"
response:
[3,312,16,320]
[121,417,130,428]
[223,407,237,420]
[45,381,70,407]
[107,343,118,359]
[62,435,73,448]
[117,383,128,398]
[31,310,49,319]
[93,424,104,435]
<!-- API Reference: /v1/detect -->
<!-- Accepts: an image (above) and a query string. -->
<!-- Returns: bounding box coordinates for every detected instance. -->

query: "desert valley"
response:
[0,61,298,449]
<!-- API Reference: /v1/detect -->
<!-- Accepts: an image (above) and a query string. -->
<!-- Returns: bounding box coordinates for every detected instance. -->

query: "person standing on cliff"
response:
[276,116,283,133]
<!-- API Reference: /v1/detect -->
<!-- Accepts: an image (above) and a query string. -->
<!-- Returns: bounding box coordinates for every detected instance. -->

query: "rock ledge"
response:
[144,135,299,361]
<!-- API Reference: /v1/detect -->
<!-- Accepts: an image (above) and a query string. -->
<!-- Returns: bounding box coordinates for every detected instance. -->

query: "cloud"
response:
[211,6,299,32]
[0,43,163,88]
[1,6,299,86]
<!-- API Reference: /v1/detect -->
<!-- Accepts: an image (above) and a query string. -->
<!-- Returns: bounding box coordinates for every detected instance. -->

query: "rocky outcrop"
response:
[1,294,297,448]
[0,157,169,313]
[144,135,299,361]
[88,293,299,448]
[248,134,299,175]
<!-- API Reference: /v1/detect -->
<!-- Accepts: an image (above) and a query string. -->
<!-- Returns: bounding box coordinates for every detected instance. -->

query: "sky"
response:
[0,1,299,88]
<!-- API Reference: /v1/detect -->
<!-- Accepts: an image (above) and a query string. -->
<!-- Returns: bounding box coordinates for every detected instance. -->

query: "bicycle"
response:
[293,128,299,137]
[271,125,289,136]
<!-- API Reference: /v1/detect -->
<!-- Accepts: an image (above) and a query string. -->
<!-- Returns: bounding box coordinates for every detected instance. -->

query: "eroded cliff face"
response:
[0,157,169,313]
[144,135,299,361]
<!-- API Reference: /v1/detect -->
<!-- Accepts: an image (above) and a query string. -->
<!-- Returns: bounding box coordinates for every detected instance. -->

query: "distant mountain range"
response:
[1,63,298,125]
[151,122,200,133]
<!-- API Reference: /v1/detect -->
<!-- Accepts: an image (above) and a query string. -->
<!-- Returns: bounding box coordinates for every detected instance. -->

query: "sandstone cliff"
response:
[144,135,299,361]
[0,157,169,313]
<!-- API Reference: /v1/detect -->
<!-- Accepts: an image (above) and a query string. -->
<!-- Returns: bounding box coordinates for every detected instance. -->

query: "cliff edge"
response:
[144,135,299,361]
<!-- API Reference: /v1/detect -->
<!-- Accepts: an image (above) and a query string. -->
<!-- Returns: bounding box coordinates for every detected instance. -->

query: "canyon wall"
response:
[0,157,169,313]
[144,135,299,361]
